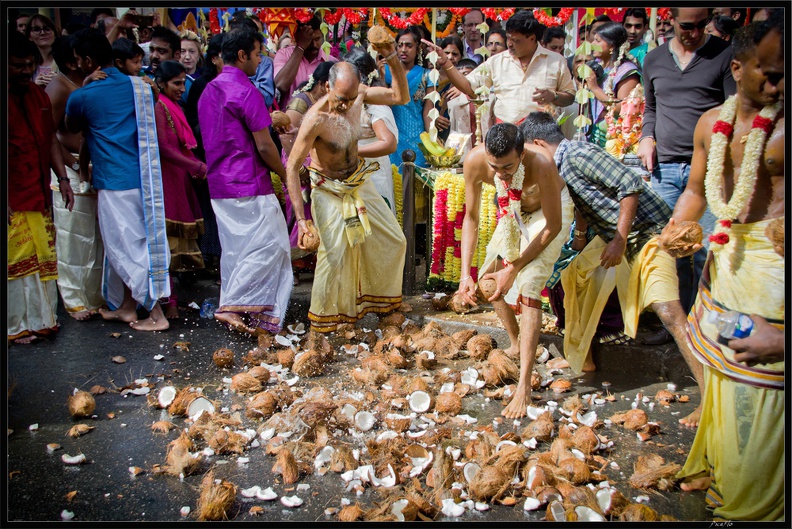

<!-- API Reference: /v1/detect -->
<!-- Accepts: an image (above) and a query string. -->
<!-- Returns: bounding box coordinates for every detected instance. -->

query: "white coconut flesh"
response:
[548,500,565,521]
[187,397,216,420]
[391,499,411,521]
[371,464,396,488]
[577,411,598,427]
[376,430,399,442]
[536,347,550,364]
[526,405,546,421]
[460,367,478,386]
[463,462,481,483]
[62,453,87,465]
[257,487,277,501]
[354,411,376,432]
[280,495,303,508]
[523,497,541,511]
[575,506,605,521]
[274,335,292,347]
[284,376,299,387]
[408,391,432,413]
[158,386,177,408]
[439,382,454,394]
[286,323,306,335]
[441,498,466,517]
[495,440,517,452]
[571,448,586,460]
[241,485,261,498]
[314,446,335,471]
[259,427,275,441]
[475,502,489,512]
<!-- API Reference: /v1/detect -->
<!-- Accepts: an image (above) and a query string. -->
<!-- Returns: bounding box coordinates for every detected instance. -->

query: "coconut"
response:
[208,429,249,455]
[157,386,177,409]
[241,347,269,367]
[338,503,365,522]
[380,312,405,329]
[466,334,495,359]
[556,457,591,485]
[388,497,418,522]
[525,463,556,491]
[571,425,599,454]
[212,348,234,369]
[430,294,450,311]
[269,110,291,130]
[246,366,271,384]
[67,390,96,418]
[629,453,682,491]
[476,278,498,303]
[530,372,542,391]
[411,336,437,354]
[486,349,520,384]
[187,396,216,421]
[196,470,237,521]
[451,329,477,349]
[434,392,463,415]
[545,500,566,522]
[246,391,279,420]
[654,389,675,406]
[449,292,472,314]
[367,24,395,45]
[657,220,703,258]
[575,505,606,522]
[275,348,295,369]
[408,376,430,393]
[67,424,95,438]
[611,409,648,430]
[766,217,784,257]
[330,444,357,473]
[562,394,585,414]
[292,349,325,377]
[385,349,410,368]
[384,413,411,432]
[151,420,176,433]
[549,378,572,394]
[230,372,263,394]
[546,356,570,369]
[596,487,629,517]
[521,412,556,442]
[273,448,300,484]
[390,333,412,351]
[298,220,320,252]
[165,432,202,476]
[618,503,660,522]
[426,447,453,491]
[408,390,434,413]
[468,465,511,501]
[536,486,562,506]
[297,401,337,427]
[421,320,447,339]
[381,326,401,342]
[434,336,460,359]
[304,331,333,362]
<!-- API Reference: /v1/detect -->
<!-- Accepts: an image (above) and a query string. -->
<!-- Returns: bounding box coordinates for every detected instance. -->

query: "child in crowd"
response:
[456,58,477,76]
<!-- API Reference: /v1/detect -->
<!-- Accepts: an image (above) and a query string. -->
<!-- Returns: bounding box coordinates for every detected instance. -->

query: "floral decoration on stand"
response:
[704,95,782,250]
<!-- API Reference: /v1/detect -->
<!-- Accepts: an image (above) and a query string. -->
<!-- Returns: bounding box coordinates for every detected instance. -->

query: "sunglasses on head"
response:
[676,19,708,31]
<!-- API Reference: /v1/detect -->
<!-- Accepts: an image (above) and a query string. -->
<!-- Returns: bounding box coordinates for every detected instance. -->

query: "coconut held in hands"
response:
[657,220,703,258]
[476,278,498,303]
[765,217,784,258]
[367,25,395,45]
[299,220,320,252]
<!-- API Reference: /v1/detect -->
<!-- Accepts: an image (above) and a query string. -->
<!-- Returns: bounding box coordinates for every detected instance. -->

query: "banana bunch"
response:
[420,132,456,157]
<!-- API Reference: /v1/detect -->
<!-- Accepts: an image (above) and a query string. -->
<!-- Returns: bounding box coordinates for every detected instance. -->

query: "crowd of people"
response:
[8,6,784,522]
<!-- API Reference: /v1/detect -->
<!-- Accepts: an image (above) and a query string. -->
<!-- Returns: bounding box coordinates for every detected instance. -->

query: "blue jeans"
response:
[651,163,716,314]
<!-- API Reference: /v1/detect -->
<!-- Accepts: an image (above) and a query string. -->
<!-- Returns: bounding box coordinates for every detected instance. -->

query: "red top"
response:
[8,82,55,212]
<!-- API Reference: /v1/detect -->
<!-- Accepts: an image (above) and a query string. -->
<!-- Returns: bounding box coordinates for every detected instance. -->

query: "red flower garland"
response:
[449,8,471,17]
[719,219,732,229]
[712,120,734,137]
[294,8,314,24]
[533,8,574,27]
[209,8,221,34]
[324,9,343,25]
[647,8,672,20]
[752,115,774,134]
[379,8,430,30]
[709,232,730,245]
[342,8,367,25]
[481,8,516,22]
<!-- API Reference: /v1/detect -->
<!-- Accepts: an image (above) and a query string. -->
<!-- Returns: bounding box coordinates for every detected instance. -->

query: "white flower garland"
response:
[705,95,782,221]
[493,162,526,262]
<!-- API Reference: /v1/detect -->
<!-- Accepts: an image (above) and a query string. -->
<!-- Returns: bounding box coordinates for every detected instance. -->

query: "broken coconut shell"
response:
[468,465,511,501]
[521,412,556,442]
[466,334,495,360]
[292,349,325,377]
[434,392,463,415]
[230,372,263,394]
[273,447,300,484]
[571,425,600,454]
[196,470,237,521]
[164,432,202,476]
[549,378,572,394]
[657,220,703,259]
[212,348,234,369]
[67,390,96,418]
[629,453,681,491]
[451,328,477,349]
[654,389,675,406]
[245,391,279,420]
[611,408,648,430]
[556,457,591,485]
[338,503,365,522]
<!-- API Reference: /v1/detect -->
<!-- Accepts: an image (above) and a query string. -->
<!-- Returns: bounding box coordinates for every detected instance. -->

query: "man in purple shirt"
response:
[198,27,292,336]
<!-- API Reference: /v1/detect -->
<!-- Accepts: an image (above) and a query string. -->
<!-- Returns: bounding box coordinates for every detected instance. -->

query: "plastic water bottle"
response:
[200,298,217,319]
[709,310,754,340]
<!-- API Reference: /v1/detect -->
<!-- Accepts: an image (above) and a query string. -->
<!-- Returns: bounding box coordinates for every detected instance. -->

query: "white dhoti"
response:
[308,160,406,333]
[212,194,292,333]
[481,186,574,311]
[7,273,59,339]
[98,189,171,311]
[51,166,104,314]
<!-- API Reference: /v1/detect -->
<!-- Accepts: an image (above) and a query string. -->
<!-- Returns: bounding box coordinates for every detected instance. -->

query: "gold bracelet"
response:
[384,50,398,61]
[574,229,586,238]
[443,63,455,72]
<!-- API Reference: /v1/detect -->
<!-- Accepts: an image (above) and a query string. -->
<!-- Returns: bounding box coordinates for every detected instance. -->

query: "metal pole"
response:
[401,150,417,295]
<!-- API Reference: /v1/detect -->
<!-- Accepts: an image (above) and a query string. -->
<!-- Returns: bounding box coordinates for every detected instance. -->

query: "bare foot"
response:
[501,385,530,418]
[215,312,253,334]
[164,305,180,320]
[12,335,39,344]
[99,307,137,323]
[130,316,169,332]
[679,405,702,428]
[680,475,710,491]
[70,310,96,321]
[503,345,519,360]
[582,360,597,372]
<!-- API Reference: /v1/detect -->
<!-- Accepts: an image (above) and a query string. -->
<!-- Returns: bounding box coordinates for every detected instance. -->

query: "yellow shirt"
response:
[467,45,575,124]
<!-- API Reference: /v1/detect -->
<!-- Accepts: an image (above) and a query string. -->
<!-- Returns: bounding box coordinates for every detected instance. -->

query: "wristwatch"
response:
[71,161,80,172]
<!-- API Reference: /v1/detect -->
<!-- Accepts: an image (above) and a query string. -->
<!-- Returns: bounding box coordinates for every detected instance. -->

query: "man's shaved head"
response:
[328,61,359,89]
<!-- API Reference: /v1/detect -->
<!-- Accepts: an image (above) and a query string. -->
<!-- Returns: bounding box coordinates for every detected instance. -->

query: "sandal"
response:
[599,332,632,345]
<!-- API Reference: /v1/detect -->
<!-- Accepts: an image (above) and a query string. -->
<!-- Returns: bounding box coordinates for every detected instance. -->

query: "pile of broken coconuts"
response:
[59,305,691,522]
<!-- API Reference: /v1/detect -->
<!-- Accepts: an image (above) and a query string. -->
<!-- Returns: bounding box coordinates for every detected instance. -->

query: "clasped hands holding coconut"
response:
[456,263,517,310]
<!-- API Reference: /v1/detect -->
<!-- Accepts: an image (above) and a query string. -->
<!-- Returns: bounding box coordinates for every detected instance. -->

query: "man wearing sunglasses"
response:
[637,7,735,348]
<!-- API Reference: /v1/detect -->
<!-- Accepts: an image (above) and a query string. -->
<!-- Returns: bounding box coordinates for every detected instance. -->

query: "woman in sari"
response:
[384,26,436,168]
[154,60,207,318]
[584,23,641,148]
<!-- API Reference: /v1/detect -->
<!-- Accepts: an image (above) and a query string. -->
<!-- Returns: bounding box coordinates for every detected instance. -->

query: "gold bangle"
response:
[443,63,455,72]
[574,229,586,238]
[383,50,398,61]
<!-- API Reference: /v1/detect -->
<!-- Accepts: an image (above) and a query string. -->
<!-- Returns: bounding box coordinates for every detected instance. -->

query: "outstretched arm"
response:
[362,41,409,106]
[422,39,476,99]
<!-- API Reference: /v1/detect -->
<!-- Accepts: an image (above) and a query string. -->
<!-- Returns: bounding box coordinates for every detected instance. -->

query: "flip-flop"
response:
[599,332,632,345]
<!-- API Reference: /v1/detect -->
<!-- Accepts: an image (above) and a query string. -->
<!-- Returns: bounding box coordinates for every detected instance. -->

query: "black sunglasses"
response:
[676,19,708,31]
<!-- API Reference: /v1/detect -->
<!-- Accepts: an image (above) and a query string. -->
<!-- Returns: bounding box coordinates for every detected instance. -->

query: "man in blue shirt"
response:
[66,28,171,332]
